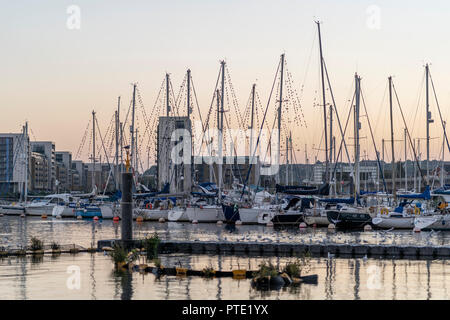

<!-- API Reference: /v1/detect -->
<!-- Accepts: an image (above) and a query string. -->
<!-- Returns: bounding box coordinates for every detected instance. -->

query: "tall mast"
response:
[285,135,289,185]
[354,74,361,204]
[92,110,96,192]
[425,64,430,185]
[388,76,396,202]
[218,61,225,202]
[329,104,333,183]
[418,139,421,192]
[166,73,170,116]
[414,139,417,191]
[130,83,136,174]
[249,83,256,162]
[277,54,285,184]
[115,96,120,190]
[442,121,446,187]
[404,128,407,190]
[24,122,28,203]
[135,128,138,175]
[317,22,329,182]
[187,69,191,117]
[120,122,123,174]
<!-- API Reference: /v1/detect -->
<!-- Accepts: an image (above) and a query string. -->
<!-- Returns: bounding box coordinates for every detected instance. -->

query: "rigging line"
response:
[122,97,133,146]
[323,59,356,180]
[169,78,180,117]
[198,66,222,161]
[135,86,151,139]
[373,81,388,135]
[428,70,450,154]
[299,25,317,100]
[75,119,91,160]
[94,116,117,186]
[223,111,245,185]
[360,87,389,194]
[191,78,207,144]
[410,71,426,138]
[332,91,355,177]
[391,81,427,187]
[240,56,281,200]
[143,78,166,151]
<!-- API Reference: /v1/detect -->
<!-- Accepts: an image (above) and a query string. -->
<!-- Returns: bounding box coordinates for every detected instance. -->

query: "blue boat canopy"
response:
[397,186,430,200]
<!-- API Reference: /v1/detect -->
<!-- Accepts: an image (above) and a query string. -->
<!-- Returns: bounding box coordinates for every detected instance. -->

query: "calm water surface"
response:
[1,216,450,300]
[1,253,450,299]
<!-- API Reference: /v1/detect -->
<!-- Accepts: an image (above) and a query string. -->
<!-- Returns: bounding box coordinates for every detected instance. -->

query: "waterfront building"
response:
[30,141,55,192]
[56,151,72,192]
[0,132,29,196]
[30,151,48,192]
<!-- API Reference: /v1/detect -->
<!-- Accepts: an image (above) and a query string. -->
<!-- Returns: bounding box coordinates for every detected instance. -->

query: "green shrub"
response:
[143,233,160,260]
[253,261,278,278]
[109,244,128,264]
[203,266,215,278]
[283,254,311,278]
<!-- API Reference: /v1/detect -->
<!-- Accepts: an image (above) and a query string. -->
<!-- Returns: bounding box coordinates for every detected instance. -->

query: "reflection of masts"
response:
[90,222,97,300]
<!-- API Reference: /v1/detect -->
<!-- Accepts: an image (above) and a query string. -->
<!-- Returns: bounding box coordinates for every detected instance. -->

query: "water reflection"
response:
[0,253,450,300]
[5,216,450,250]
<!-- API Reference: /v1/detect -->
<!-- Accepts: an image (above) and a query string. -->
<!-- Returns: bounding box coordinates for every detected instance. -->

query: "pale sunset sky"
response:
[1,0,449,168]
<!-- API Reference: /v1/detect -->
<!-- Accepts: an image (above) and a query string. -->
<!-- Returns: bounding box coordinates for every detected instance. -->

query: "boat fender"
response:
[381,208,389,215]
[414,206,420,215]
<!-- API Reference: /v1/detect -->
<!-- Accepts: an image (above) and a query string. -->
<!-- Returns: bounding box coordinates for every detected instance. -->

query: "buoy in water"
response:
[216,220,223,225]
[299,222,307,229]
[76,215,82,220]
[414,227,421,233]
[266,221,274,227]
[113,216,119,222]
[56,215,62,219]
[235,220,242,226]
[20,213,25,218]
[93,216,99,221]
[192,220,198,224]
[364,224,372,231]
[328,223,336,230]
[41,214,47,219]
[313,223,317,228]
[136,216,144,223]
[0,213,3,217]
[158,217,165,223]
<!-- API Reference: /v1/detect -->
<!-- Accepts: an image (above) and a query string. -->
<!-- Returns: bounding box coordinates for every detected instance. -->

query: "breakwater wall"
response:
[97,239,450,260]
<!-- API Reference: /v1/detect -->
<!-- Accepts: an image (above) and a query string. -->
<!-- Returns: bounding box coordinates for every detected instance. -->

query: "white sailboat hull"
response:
[414,215,450,230]
[238,208,262,224]
[26,204,55,216]
[133,208,168,221]
[0,205,25,215]
[168,208,189,222]
[372,216,414,229]
[186,206,224,223]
